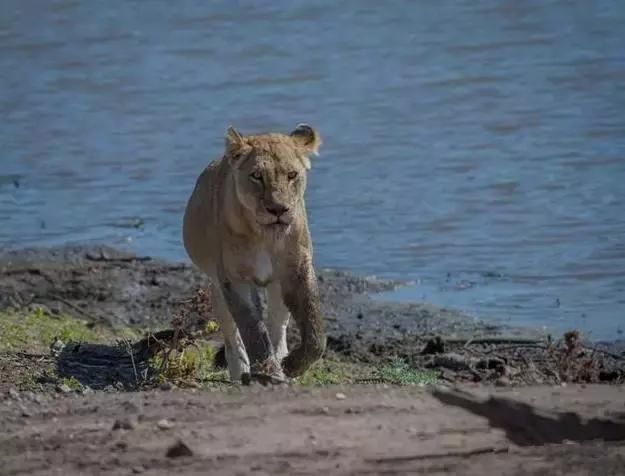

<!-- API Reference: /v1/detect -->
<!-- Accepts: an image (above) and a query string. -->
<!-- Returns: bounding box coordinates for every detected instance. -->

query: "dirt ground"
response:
[2,385,625,475]
[1,245,625,474]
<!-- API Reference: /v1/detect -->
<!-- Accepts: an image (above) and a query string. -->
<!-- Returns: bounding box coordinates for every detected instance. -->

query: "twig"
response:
[483,343,547,355]
[202,377,236,386]
[583,345,624,361]
[444,337,543,345]
[355,377,395,385]
[85,255,152,263]
[122,337,140,387]
[49,294,98,322]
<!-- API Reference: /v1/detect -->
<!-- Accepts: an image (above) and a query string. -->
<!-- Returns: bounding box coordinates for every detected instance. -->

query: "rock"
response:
[132,466,144,474]
[335,392,347,400]
[157,418,174,430]
[7,388,20,400]
[476,357,505,371]
[430,353,475,371]
[166,439,193,458]
[48,302,63,315]
[495,376,511,387]
[159,382,174,391]
[114,440,128,450]
[503,365,521,378]
[56,383,72,394]
[112,417,137,430]
[23,391,38,403]
[421,337,445,355]
[81,386,94,395]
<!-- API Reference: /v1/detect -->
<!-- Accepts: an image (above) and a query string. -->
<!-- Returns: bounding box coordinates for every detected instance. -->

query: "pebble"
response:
[7,388,20,400]
[495,377,511,387]
[114,440,128,450]
[157,418,174,430]
[166,439,193,458]
[112,417,137,431]
[81,386,94,395]
[56,383,72,394]
[335,392,346,400]
[159,382,174,391]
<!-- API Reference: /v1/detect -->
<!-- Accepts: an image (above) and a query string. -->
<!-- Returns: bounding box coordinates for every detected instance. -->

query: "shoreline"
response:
[0,243,618,342]
[0,243,542,337]
[1,244,624,388]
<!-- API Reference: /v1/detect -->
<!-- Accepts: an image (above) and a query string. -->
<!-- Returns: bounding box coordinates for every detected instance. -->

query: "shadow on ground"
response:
[432,389,625,445]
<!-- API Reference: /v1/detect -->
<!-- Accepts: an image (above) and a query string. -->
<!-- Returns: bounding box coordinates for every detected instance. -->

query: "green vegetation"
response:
[1,307,437,391]
[374,360,438,386]
[296,357,438,387]
[60,376,83,391]
[151,342,230,387]
[296,358,364,386]
[0,306,137,354]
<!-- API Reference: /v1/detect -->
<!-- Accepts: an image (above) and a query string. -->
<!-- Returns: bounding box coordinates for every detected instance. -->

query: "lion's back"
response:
[182,159,224,273]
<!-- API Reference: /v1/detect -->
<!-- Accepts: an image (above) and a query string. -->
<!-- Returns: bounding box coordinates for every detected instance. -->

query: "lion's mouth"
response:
[265,220,290,229]
[270,221,289,228]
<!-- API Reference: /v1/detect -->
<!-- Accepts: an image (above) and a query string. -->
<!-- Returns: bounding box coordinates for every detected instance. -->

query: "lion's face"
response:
[225,124,321,233]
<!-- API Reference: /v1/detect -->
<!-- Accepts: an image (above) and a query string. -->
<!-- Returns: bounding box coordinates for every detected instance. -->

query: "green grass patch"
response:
[1,307,438,391]
[296,357,439,387]
[0,307,138,354]
[375,360,439,385]
[295,358,361,386]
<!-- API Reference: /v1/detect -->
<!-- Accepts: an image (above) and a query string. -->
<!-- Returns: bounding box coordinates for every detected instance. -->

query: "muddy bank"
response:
[0,244,533,337]
[2,385,625,475]
[1,245,624,387]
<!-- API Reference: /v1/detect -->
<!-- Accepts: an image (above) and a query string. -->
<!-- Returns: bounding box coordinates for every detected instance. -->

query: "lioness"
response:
[182,124,326,384]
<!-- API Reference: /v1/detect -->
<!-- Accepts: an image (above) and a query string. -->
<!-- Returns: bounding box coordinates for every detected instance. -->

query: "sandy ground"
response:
[2,384,625,475]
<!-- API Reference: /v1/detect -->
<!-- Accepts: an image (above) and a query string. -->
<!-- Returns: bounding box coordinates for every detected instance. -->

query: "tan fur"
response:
[183,124,326,382]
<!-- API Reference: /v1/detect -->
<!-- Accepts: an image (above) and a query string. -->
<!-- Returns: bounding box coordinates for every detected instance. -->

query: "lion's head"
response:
[224,124,322,232]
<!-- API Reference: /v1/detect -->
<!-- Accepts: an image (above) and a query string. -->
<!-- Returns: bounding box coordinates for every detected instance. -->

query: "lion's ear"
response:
[225,126,245,156]
[290,123,321,156]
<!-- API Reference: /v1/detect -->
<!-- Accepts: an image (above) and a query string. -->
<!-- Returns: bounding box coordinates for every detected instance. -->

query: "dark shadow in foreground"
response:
[432,389,625,446]
[56,330,182,389]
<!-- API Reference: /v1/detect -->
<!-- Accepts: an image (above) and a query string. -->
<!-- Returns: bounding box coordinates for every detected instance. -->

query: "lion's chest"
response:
[231,248,274,287]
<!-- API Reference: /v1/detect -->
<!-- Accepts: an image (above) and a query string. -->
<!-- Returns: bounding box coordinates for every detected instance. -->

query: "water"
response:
[1,0,624,340]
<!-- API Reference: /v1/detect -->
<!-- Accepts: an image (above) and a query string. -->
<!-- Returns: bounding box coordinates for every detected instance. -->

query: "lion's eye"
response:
[287,171,298,181]
[250,171,263,181]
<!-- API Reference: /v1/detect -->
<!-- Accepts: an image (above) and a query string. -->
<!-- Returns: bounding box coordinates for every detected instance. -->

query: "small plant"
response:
[151,343,227,386]
[296,360,348,386]
[61,376,83,391]
[376,360,438,386]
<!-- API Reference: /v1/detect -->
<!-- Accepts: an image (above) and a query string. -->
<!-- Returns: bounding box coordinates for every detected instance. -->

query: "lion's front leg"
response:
[281,256,327,378]
[220,277,285,384]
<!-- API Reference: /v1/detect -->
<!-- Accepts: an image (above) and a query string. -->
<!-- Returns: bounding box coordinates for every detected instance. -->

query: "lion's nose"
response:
[266,204,290,217]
